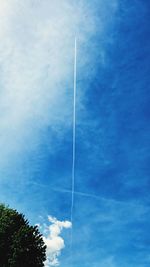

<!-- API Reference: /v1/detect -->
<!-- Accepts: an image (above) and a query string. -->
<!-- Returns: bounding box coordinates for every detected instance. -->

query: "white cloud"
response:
[0,0,119,191]
[0,0,118,168]
[42,216,72,267]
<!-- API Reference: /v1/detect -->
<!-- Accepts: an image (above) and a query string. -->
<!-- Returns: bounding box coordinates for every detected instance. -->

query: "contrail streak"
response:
[52,187,147,208]
[26,182,146,209]
[70,37,77,250]
[53,187,104,200]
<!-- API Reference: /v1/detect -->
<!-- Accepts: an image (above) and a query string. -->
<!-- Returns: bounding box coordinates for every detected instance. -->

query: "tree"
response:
[0,204,46,267]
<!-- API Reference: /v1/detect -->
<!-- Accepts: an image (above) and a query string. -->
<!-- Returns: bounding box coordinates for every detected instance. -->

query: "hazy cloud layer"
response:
[0,0,118,170]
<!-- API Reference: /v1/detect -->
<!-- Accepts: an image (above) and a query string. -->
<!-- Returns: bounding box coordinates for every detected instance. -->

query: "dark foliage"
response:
[0,204,46,267]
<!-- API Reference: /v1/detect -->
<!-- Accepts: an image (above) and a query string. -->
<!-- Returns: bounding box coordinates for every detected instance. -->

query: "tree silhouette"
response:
[0,204,46,267]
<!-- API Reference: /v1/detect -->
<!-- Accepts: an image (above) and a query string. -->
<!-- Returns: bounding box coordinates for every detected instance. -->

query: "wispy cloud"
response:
[0,0,118,172]
[41,216,71,267]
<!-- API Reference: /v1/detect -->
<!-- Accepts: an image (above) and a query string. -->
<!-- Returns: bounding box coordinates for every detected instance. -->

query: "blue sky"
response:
[0,0,150,266]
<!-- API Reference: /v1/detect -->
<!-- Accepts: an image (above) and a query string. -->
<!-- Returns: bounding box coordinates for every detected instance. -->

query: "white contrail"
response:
[70,37,77,248]
[53,187,104,200]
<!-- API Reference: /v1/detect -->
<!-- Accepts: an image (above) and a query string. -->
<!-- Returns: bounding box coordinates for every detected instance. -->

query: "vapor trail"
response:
[70,37,77,248]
